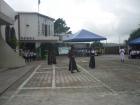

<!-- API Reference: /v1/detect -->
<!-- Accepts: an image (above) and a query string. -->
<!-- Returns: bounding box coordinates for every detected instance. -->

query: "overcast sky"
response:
[4,0,140,43]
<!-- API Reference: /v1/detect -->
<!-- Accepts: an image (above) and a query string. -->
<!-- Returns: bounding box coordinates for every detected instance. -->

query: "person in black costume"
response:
[52,47,56,64]
[89,47,95,68]
[48,44,56,65]
[68,46,80,73]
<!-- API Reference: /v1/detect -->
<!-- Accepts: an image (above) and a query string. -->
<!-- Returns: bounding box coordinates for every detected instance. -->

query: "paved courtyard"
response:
[0,55,140,105]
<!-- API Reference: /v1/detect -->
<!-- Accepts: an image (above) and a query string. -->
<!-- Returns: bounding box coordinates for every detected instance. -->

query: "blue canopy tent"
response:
[63,29,107,42]
[129,37,140,45]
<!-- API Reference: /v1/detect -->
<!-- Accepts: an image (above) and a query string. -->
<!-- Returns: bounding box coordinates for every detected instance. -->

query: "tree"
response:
[91,41,103,55]
[124,40,128,45]
[54,18,72,34]
[5,25,11,45]
[91,41,103,48]
[128,27,140,41]
[5,26,17,49]
[10,27,17,49]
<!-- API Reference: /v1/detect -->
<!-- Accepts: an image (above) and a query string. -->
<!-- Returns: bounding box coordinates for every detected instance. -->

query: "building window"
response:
[42,23,52,36]
[45,24,47,36]
[48,24,50,36]
[42,24,45,35]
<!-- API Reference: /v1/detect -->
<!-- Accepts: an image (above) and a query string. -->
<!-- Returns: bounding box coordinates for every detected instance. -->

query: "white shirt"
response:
[91,50,95,54]
[119,49,125,55]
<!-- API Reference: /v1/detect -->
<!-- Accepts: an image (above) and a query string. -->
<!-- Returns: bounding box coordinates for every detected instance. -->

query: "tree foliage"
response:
[10,27,17,49]
[5,25,10,44]
[128,27,140,41]
[91,41,103,48]
[54,18,72,34]
[5,26,17,49]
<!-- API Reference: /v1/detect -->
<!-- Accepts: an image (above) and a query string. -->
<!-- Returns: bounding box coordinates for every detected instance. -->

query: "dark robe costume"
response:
[48,44,56,65]
[89,49,95,68]
[68,48,79,73]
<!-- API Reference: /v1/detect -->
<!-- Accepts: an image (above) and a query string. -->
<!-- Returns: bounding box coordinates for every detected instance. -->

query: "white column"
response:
[35,42,41,48]
[35,42,41,58]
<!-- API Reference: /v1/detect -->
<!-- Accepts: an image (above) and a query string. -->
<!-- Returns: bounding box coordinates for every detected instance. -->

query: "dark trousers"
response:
[89,56,95,68]
[48,55,56,65]
[69,57,78,72]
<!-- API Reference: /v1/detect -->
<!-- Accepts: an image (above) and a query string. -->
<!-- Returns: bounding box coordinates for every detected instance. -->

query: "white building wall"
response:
[19,13,38,38]
[38,15,54,36]
[1,13,56,41]
[14,18,19,40]
[1,26,5,40]
[19,13,55,40]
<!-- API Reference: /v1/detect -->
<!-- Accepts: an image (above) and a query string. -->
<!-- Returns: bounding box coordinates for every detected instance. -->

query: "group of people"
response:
[68,46,95,73]
[21,50,37,62]
[20,46,126,73]
[68,46,126,73]
[129,49,140,58]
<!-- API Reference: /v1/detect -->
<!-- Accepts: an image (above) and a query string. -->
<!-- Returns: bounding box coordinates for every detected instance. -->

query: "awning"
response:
[129,37,140,45]
[63,29,107,42]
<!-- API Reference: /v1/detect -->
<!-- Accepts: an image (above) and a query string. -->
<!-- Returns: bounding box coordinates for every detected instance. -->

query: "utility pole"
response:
[119,34,121,49]
[38,0,40,36]
[38,0,40,12]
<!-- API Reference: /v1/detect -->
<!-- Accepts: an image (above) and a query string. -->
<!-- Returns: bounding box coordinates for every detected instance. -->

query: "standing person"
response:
[30,51,33,62]
[33,52,37,61]
[52,44,56,64]
[89,47,95,68]
[48,48,52,65]
[68,46,80,73]
[119,47,125,62]
[23,51,27,62]
[52,48,56,64]
[28,50,31,62]
[47,43,57,65]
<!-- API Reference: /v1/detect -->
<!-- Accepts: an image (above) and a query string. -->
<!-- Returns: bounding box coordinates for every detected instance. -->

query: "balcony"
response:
[20,35,59,42]
[0,0,16,25]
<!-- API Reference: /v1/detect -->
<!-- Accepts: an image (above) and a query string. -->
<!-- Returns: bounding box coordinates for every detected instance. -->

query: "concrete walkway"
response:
[0,63,37,95]
[0,55,140,105]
